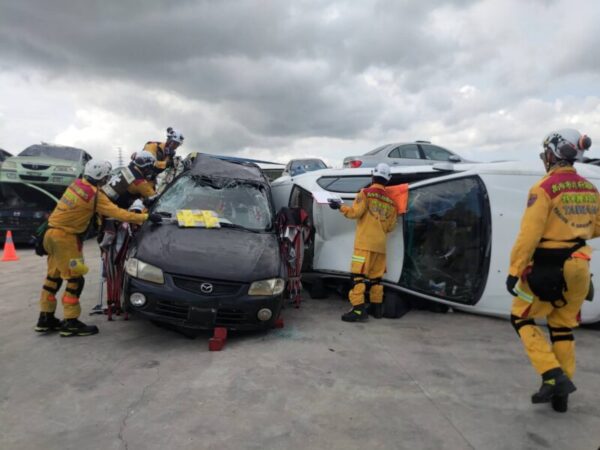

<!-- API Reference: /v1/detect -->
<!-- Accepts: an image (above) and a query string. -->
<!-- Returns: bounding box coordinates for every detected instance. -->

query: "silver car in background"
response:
[343,141,467,168]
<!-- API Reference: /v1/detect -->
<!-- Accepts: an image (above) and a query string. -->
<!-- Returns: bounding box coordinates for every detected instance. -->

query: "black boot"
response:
[60,319,99,337]
[551,394,569,413]
[35,312,62,333]
[531,368,576,404]
[341,304,368,322]
[369,302,383,319]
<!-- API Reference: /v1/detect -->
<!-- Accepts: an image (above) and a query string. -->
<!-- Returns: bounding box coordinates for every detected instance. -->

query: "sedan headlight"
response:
[1,161,17,170]
[124,257,165,284]
[248,278,285,296]
[53,165,77,173]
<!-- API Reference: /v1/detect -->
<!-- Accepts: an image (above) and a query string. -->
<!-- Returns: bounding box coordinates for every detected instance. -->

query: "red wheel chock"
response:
[209,327,228,351]
[273,317,284,329]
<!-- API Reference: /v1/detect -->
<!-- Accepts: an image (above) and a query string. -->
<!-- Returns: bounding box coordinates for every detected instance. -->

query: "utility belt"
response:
[526,238,587,308]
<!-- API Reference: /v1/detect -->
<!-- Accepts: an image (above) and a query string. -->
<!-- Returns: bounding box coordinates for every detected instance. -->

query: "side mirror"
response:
[448,155,461,163]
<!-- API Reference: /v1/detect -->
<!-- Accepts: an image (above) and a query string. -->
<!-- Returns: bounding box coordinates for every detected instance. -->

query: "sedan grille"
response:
[173,276,243,297]
[155,300,189,320]
[215,309,248,326]
[21,164,51,170]
[19,175,49,182]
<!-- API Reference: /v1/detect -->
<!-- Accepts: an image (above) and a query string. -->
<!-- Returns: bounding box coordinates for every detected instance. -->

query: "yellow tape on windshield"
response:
[176,210,220,228]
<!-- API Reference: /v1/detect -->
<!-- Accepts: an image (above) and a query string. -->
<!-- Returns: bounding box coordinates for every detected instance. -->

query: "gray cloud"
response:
[0,0,599,165]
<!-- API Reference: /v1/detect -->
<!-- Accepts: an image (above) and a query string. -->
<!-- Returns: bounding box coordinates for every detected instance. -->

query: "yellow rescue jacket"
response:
[127,177,156,199]
[143,141,169,171]
[509,166,600,277]
[340,183,397,253]
[49,178,148,235]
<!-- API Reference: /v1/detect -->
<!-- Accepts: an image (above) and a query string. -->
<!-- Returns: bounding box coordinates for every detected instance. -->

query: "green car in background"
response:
[0,143,92,187]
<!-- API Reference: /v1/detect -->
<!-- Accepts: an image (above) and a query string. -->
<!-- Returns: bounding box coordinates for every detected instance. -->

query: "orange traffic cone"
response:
[1,231,19,262]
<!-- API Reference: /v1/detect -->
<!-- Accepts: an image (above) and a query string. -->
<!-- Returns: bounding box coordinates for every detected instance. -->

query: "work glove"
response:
[143,195,158,208]
[328,199,342,210]
[148,213,163,224]
[506,275,519,297]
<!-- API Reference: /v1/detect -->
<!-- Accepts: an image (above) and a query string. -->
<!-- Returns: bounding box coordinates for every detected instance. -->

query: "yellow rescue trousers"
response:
[349,249,387,306]
[511,256,589,379]
[39,228,89,320]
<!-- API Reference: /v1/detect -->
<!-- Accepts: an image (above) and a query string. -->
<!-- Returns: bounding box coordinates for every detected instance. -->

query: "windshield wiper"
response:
[219,222,262,233]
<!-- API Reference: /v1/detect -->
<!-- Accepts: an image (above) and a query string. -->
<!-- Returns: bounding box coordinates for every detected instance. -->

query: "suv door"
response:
[386,144,423,166]
[399,176,491,305]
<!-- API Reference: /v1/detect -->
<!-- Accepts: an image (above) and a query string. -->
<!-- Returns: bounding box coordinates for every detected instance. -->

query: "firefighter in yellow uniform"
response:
[35,160,160,337]
[507,128,598,412]
[142,127,184,174]
[102,151,158,209]
[330,163,397,322]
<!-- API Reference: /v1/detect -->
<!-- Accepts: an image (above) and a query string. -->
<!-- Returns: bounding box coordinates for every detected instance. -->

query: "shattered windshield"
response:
[19,145,82,161]
[400,176,491,304]
[153,175,273,231]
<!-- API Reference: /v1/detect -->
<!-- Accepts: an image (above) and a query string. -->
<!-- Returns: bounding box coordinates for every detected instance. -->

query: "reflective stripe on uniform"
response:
[351,255,366,263]
[62,296,80,305]
[515,285,534,303]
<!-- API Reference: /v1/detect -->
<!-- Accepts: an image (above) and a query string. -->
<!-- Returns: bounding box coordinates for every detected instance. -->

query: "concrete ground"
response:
[1,242,600,450]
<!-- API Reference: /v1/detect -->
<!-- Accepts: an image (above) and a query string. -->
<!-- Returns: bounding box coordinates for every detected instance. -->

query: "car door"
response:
[398,175,491,306]
[386,144,424,166]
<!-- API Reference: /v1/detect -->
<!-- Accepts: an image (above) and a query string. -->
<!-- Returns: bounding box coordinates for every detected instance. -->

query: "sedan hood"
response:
[134,224,282,282]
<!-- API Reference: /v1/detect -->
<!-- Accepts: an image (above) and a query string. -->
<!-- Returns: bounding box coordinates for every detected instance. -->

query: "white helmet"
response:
[543,128,592,161]
[166,127,184,144]
[372,163,392,181]
[129,199,145,213]
[84,160,112,181]
[132,150,156,168]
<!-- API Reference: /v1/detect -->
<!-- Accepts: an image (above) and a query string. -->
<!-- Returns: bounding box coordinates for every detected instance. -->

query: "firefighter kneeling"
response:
[507,128,598,412]
[35,160,160,337]
[329,163,397,322]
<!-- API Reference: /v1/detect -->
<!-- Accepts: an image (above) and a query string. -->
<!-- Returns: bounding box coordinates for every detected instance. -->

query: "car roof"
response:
[20,143,84,154]
[189,154,269,184]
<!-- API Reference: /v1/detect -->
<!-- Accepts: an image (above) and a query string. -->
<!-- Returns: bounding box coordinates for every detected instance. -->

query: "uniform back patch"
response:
[527,194,537,207]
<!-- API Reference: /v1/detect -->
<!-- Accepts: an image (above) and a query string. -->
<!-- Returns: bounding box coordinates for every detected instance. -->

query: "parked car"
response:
[343,141,467,168]
[0,143,92,187]
[0,182,59,244]
[124,154,286,331]
[282,158,328,177]
[0,148,12,163]
[271,161,600,324]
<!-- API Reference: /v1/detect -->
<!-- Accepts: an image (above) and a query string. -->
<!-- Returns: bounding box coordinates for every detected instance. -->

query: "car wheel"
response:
[383,291,411,319]
[306,278,328,299]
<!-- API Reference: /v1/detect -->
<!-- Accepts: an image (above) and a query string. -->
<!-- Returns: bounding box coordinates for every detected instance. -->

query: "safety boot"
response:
[60,319,99,337]
[341,304,368,323]
[34,312,62,333]
[531,368,576,404]
[551,394,569,413]
[369,302,383,319]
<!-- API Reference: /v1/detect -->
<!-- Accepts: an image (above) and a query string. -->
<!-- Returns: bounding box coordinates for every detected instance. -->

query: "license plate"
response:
[188,307,216,326]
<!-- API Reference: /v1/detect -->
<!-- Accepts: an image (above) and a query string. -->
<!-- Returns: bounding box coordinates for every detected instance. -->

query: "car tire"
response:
[383,291,411,319]
[306,278,328,299]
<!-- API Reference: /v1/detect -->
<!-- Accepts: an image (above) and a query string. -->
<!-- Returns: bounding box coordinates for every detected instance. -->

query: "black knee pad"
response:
[43,276,63,294]
[66,277,85,298]
[510,314,535,335]
[548,325,574,343]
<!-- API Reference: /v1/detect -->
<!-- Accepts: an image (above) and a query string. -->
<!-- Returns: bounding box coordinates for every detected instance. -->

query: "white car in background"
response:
[343,141,468,168]
[271,161,600,324]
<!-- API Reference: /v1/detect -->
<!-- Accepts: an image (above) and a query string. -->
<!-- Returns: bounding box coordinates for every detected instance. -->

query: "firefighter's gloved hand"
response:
[506,275,519,297]
[148,213,163,224]
[328,199,342,210]
[143,195,158,208]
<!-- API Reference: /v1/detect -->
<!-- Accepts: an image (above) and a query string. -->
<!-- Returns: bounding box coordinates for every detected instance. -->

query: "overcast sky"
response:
[1,0,599,167]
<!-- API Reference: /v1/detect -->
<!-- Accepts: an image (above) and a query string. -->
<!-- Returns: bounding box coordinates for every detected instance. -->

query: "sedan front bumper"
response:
[124,273,284,331]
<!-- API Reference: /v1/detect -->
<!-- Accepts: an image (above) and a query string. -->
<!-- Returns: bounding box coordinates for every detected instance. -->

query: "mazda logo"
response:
[31,165,39,170]
[200,283,214,294]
